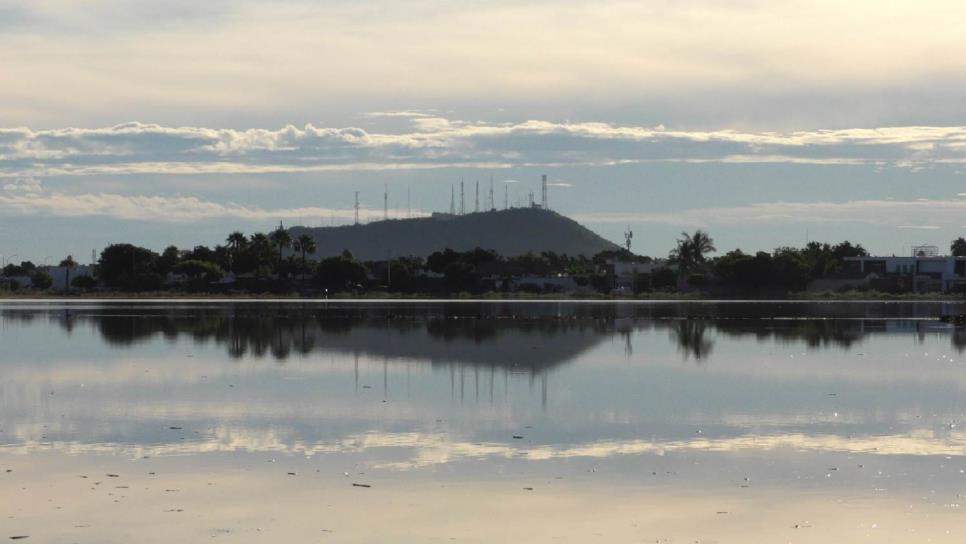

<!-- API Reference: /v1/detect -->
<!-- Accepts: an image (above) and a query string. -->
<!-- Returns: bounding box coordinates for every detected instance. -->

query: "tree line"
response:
[5,225,966,295]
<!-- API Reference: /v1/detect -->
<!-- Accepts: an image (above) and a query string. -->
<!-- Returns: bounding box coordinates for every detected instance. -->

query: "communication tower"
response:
[541,174,548,209]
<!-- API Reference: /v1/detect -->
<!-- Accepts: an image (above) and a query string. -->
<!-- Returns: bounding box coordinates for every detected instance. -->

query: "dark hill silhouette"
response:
[288,207,619,260]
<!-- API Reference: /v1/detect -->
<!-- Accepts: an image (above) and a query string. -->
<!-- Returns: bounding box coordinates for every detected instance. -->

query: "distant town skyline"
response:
[4,0,966,261]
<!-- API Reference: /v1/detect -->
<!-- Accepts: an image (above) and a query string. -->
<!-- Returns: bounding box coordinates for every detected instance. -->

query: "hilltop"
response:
[288,207,620,260]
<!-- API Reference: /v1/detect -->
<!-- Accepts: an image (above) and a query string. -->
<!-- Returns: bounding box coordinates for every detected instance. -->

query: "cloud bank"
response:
[575,199,966,229]
[5,120,966,177]
[0,179,422,223]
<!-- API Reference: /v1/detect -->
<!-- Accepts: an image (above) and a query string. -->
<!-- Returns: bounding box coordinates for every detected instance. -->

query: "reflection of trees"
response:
[6,303,966,364]
[669,320,713,361]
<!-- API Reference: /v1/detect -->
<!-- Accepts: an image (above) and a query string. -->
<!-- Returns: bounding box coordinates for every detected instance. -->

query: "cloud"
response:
[5,120,966,177]
[0,180,425,223]
[7,1,966,129]
[574,199,966,229]
[364,110,436,118]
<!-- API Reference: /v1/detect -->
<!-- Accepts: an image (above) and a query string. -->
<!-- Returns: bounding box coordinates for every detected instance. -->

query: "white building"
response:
[843,255,966,292]
[45,265,95,291]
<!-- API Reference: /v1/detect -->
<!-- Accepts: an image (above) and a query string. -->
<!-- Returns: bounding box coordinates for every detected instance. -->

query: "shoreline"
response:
[2,292,966,303]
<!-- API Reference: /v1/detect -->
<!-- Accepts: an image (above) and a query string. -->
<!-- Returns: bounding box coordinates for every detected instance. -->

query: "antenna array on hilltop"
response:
[342,173,556,226]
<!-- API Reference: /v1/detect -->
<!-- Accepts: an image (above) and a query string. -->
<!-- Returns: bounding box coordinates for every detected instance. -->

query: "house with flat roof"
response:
[842,253,966,292]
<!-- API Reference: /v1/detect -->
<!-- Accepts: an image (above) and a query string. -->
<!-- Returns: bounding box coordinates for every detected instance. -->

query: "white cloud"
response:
[4,120,966,177]
[575,199,966,229]
[6,1,966,128]
[0,184,426,223]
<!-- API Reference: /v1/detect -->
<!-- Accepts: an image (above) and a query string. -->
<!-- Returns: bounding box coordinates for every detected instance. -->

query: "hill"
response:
[288,207,620,260]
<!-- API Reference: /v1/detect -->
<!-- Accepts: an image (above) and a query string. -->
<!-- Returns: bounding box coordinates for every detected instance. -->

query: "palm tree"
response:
[269,227,291,272]
[669,230,716,284]
[952,237,966,257]
[59,255,77,292]
[226,231,248,273]
[293,234,317,278]
[227,231,248,252]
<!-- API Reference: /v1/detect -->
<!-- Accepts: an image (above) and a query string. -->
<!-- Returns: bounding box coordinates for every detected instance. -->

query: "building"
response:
[44,265,94,291]
[842,254,966,292]
[598,258,670,293]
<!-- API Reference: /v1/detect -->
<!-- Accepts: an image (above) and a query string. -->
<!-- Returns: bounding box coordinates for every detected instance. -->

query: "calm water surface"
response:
[3,300,966,542]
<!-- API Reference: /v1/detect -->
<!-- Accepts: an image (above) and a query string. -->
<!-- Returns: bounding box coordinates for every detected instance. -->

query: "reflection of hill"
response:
[4,301,966,367]
[18,304,621,373]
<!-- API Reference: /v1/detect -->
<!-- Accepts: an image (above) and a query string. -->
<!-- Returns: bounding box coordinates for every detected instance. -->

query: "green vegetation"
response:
[3,224,966,299]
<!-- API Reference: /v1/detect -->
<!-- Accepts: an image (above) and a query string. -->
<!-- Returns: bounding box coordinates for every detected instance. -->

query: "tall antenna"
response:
[354,191,360,225]
[541,174,548,209]
[475,180,479,213]
[384,184,388,220]
[460,179,465,215]
[624,226,633,252]
[450,185,455,215]
[489,177,495,211]
[407,186,411,219]
[504,184,508,210]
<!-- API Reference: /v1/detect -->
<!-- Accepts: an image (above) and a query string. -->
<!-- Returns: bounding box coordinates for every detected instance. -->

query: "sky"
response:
[5,0,966,263]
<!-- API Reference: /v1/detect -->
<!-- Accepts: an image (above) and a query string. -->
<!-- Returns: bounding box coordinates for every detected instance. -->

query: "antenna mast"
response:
[475,180,479,213]
[504,184,508,210]
[624,226,633,252]
[541,174,548,209]
[354,191,360,225]
[489,177,495,211]
[460,179,465,215]
[450,185,455,215]
[384,185,388,220]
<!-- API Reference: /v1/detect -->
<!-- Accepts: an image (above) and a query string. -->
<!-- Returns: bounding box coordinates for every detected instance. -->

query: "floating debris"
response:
[352,483,371,488]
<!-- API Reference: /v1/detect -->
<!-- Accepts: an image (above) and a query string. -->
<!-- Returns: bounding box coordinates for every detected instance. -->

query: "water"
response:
[2,300,966,542]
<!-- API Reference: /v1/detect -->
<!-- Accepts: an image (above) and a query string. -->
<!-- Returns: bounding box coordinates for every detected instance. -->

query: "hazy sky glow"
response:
[4,0,966,259]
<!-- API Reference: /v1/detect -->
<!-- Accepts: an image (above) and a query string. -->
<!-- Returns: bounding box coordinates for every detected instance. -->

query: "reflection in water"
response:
[3,303,965,365]
[4,302,966,542]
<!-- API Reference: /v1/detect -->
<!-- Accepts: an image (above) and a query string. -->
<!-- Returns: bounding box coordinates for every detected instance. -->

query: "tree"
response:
[59,255,77,292]
[71,275,97,290]
[952,237,966,257]
[293,234,317,278]
[173,260,224,286]
[670,230,716,281]
[97,244,162,291]
[315,254,367,292]
[269,227,291,272]
[159,246,181,275]
[30,270,53,290]
[227,231,248,252]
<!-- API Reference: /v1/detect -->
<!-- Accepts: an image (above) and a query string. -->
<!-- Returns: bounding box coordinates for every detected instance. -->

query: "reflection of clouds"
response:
[5,429,966,467]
